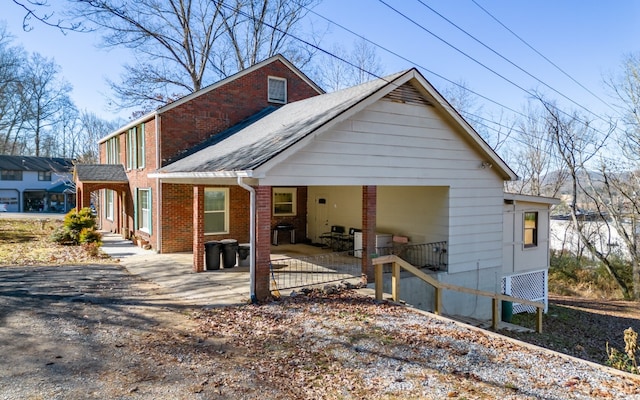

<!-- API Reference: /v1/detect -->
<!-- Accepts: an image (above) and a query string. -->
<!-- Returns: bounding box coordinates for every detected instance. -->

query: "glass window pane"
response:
[205,212,225,233]
[205,190,225,211]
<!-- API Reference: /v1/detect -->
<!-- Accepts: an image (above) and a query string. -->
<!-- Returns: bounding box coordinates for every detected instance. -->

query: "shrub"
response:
[606,328,639,374]
[52,208,101,246]
[79,228,102,246]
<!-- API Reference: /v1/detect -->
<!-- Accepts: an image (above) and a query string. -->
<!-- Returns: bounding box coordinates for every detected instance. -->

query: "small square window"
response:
[268,76,287,104]
[38,171,52,181]
[273,188,296,216]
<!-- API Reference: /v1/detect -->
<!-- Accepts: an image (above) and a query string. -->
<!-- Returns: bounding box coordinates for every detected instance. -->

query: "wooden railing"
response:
[372,255,544,333]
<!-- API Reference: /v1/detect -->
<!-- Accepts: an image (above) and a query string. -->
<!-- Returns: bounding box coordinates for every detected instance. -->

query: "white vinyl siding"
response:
[268,76,287,104]
[204,188,228,234]
[267,99,506,275]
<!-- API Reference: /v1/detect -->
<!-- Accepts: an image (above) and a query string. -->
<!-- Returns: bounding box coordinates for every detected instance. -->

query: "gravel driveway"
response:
[2,264,640,399]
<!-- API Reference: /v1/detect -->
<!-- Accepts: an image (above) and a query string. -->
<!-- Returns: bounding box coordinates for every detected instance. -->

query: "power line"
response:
[414,0,612,124]
[378,0,617,139]
[470,0,619,115]
[223,1,622,166]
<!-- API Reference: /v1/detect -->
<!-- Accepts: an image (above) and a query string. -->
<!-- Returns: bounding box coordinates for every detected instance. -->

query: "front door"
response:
[310,194,329,244]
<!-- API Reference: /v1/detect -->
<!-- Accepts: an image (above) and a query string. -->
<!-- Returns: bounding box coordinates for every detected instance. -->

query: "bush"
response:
[52,208,101,246]
[549,251,634,299]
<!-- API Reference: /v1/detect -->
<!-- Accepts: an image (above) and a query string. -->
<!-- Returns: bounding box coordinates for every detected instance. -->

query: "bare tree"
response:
[540,99,634,298]
[505,102,567,197]
[315,39,384,92]
[62,0,318,112]
[76,111,121,163]
[10,0,84,32]
[21,53,73,156]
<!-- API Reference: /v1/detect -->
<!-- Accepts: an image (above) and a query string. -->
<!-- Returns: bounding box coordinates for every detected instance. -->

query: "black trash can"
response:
[237,243,250,267]
[204,241,222,270]
[220,239,239,268]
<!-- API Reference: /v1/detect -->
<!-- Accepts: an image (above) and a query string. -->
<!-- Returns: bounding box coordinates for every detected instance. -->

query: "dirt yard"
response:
[2,264,640,399]
[2,217,640,398]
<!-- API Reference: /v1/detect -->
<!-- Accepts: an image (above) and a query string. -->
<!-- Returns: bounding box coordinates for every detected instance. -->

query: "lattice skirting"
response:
[501,269,548,314]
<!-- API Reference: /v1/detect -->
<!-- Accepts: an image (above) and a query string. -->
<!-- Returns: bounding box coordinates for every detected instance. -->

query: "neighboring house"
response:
[75,54,556,319]
[0,155,75,213]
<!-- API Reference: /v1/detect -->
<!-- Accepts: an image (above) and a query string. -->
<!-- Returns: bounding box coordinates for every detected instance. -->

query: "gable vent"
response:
[384,83,433,106]
[268,76,287,104]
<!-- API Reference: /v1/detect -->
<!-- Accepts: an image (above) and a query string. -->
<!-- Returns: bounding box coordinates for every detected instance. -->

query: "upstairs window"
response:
[1,170,22,181]
[273,187,296,216]
[524,211,538,248]
[38,171,52,181]
[105,136,120,164]
[268,76,287,104]
[126,124,145,170]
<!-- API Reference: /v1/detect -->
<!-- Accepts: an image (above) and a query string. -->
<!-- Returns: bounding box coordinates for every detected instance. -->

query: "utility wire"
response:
[303,5,529,120]
[414,0,611,124]
[223,1,621,166]
[379,0,617,139]
[471,0,618,115]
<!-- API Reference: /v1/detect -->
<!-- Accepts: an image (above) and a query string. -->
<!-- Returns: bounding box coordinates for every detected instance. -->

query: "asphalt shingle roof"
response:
[158,71,407,174]
[75,164,128,182]
[0,155,73,172]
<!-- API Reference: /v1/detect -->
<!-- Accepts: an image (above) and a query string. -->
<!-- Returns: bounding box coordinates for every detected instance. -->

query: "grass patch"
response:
[0,218,112,266]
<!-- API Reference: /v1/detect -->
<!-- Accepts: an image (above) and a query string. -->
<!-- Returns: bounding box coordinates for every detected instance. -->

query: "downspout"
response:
[155,112,162,253]
[237,174,257,303]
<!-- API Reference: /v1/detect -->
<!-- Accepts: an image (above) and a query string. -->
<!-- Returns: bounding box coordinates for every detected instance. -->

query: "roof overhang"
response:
[147,170,259,185]
[504,192,560,206]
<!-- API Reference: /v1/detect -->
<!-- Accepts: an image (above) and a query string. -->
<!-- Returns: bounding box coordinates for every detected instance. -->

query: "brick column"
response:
[192,185,205,272]
[255,185,272,300]
[362,185,377,282]
[75,184,83,211]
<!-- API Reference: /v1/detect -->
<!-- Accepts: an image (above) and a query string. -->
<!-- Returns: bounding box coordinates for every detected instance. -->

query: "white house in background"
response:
[0,155,75,213]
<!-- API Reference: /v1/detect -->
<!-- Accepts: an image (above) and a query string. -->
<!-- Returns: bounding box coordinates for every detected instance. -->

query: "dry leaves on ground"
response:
[0,219,110,265]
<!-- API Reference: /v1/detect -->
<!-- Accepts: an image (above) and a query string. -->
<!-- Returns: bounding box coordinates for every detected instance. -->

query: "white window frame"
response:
[273,187,296,216]
[137,188,152,233]
[126,124,145,170]
[268,76,287,104]
[105,189,114,221]
[38,171,52,181]
[523,211,538,249]
[106,137,119,164]
[204,187,229,235]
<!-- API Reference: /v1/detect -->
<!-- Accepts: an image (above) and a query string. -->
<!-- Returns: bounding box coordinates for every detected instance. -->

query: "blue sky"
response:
[3,0,640,127]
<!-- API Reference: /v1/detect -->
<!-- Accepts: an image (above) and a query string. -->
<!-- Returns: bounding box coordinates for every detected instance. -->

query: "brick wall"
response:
[159,59,321,166]
[161,184,252,253]
[255,185,272,300]
[362,186,377,281]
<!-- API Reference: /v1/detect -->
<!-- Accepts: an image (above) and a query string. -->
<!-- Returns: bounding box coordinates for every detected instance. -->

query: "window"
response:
[273,188,296,216]
[0,170,22,181]
[126,124,145,169]
[137,188,151,233]
[105,190,114,221]
[106,137,120,164]
[524,211,538,248]
[268,76,287,104]
[38,171,52,181]
[204,188,228,234]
